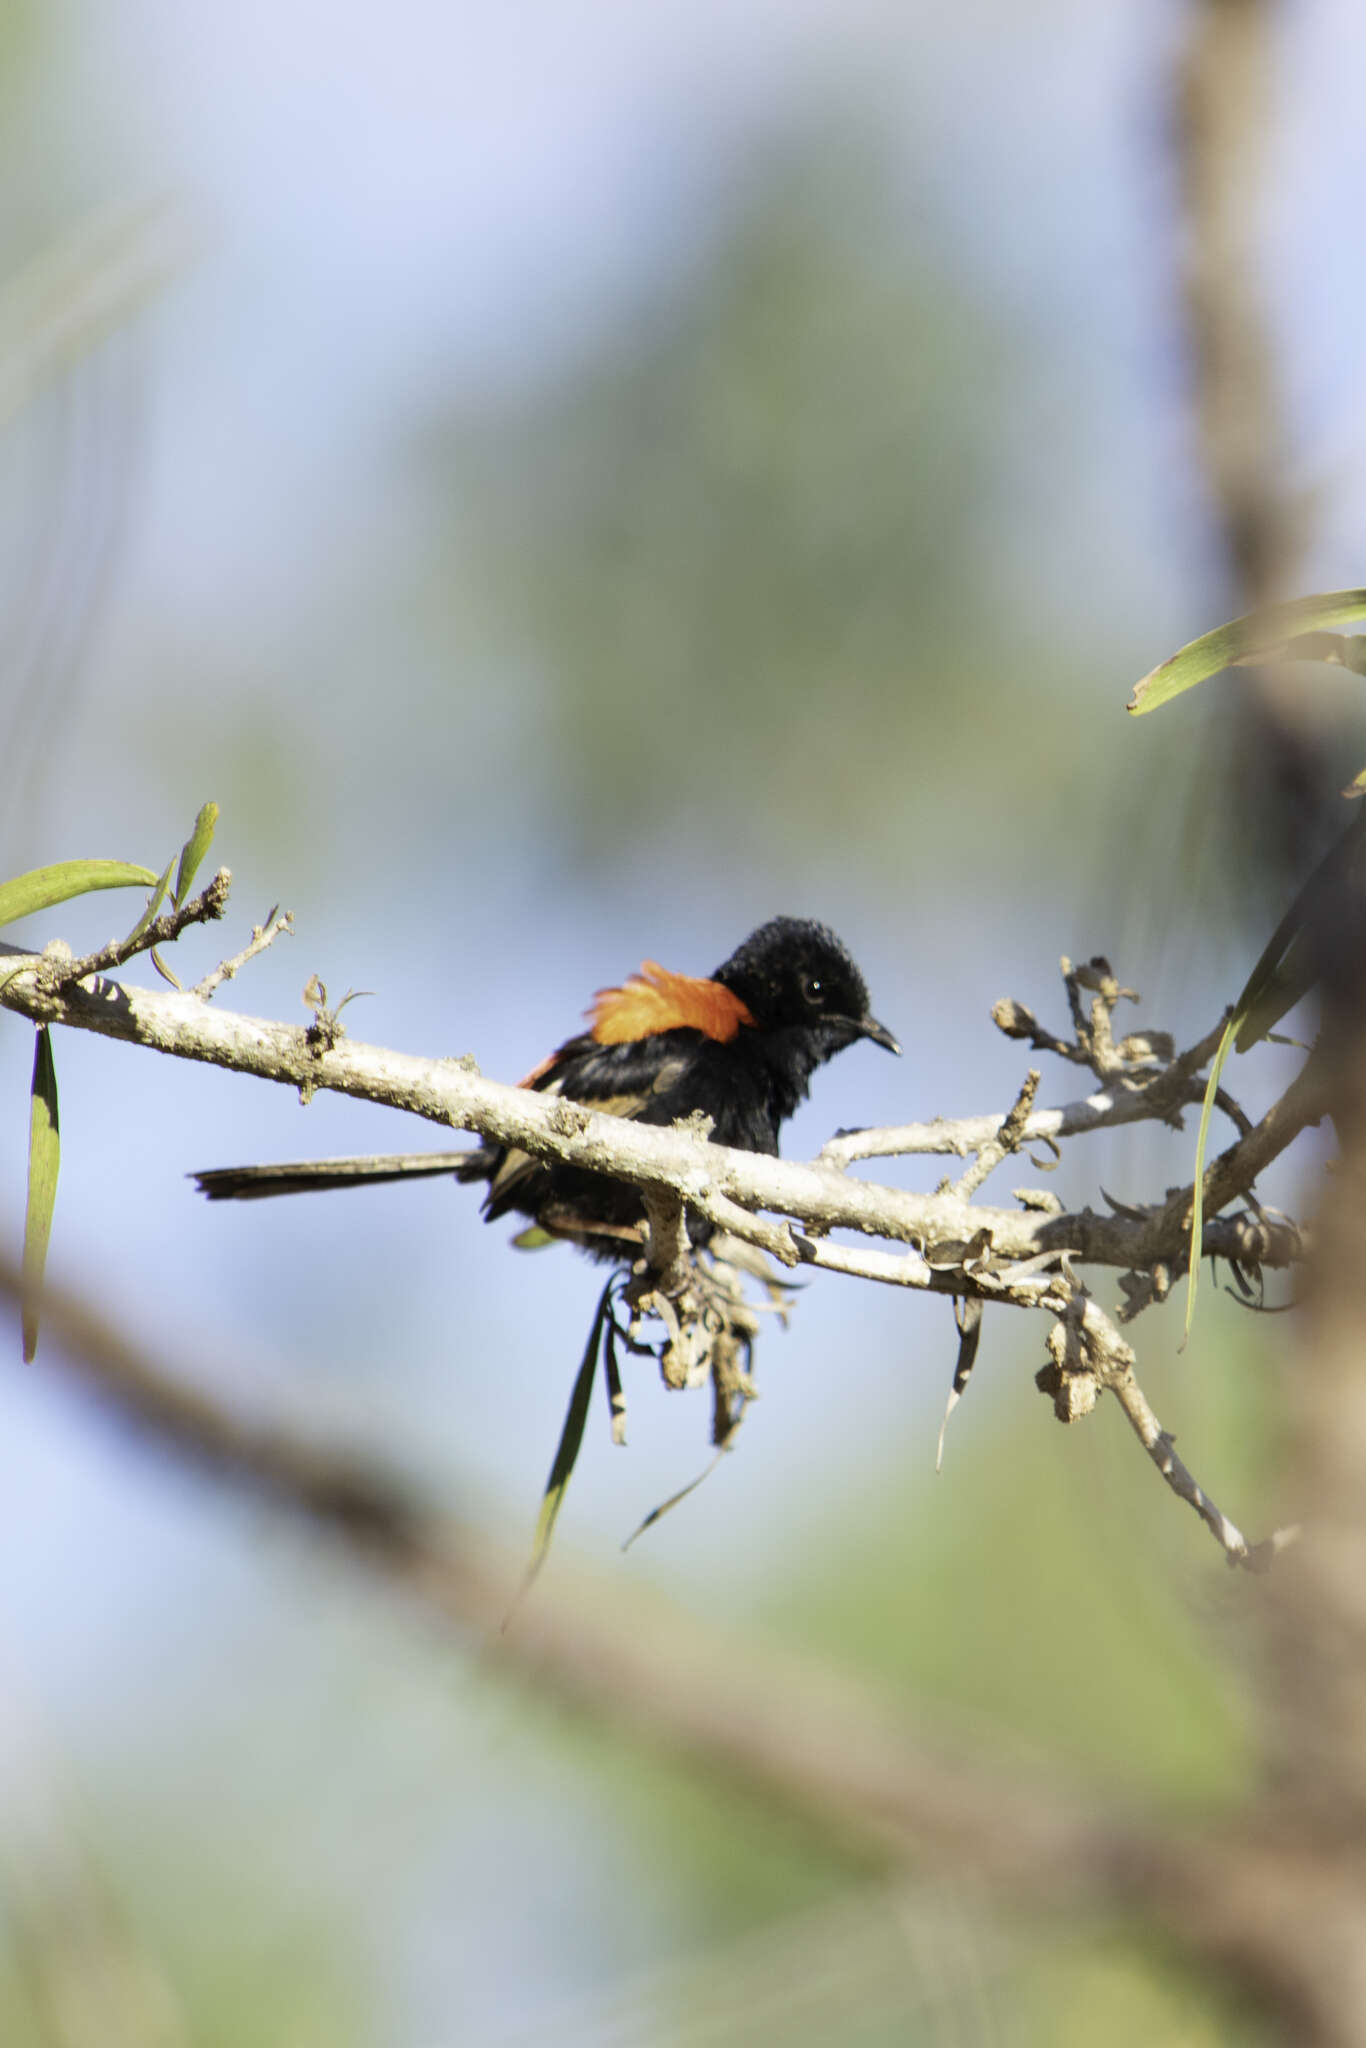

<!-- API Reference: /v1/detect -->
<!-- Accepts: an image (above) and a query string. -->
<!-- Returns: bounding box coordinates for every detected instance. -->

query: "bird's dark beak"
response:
[859,1015,901,1056]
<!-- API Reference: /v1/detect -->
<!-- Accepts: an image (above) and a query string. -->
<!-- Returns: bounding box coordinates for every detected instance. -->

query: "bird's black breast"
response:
[632,1032,784,1154]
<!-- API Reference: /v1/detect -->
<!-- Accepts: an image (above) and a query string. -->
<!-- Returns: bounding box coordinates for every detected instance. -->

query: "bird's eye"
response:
[803,976,824,1005]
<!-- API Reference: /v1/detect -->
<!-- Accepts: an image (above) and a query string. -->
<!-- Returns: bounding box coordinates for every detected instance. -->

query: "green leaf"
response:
[172,801,219,908]
[150,947,182,989]
[0,859,159,929]
[1183,803,1366,1341]
[509,1276,615,1617]
[1183,1012,1238,1348]
[1128,590,1366,715]
[1235,804,1366,1056]
[122,856,176,947]
[22,1028,60,1361]
[622,1449,728,1551]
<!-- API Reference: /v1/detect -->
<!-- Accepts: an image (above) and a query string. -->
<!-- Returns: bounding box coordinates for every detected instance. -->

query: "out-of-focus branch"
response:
[1178,0,1291,603]
[0,1249,1357,2042]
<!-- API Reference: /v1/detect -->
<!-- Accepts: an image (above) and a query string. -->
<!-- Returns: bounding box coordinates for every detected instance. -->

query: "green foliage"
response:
[1129,597,1366,1334]
[20,1025,57,1360]
[3,806,218,1357]
[173,800,220,910]
[0,858,158,928]
[1127,590,1366,716]
[520,1275,618,1600]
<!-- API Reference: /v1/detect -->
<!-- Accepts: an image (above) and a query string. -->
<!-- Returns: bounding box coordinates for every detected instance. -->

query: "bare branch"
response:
[191,904,293,1000]
[0,949,1315,1293]
[0,928,1323,1572]
[951,1068,1040,1199]
[1067,1293,1297,1570]
[824,1012,1232,1170]
[24,869,231,995]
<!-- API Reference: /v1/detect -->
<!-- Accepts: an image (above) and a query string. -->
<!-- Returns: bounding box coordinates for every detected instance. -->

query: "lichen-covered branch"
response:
[0,914,1321,1569]
[0,942,1315,1287]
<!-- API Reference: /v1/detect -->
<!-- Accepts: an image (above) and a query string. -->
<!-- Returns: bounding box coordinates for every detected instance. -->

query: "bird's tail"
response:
[191,1149,492,1202]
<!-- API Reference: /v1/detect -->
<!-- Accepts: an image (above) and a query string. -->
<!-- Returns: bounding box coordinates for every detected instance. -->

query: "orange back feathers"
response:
[589,962,756,1046]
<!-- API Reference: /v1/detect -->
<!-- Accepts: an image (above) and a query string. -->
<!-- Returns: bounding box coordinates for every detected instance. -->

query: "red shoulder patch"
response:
[589,962,756,1046]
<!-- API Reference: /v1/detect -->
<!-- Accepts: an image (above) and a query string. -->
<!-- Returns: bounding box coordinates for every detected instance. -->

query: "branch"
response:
[0,957,1314,1288]
[0,927,1322,1569]
[19,870,231,995]
[191,904,293,1000]
[0,1249,1345,2043]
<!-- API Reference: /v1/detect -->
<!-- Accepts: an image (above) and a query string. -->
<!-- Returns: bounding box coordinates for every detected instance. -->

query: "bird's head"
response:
[713,917,900,1062]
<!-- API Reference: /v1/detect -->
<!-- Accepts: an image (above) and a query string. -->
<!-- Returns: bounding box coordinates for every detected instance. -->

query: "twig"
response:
[0,938,1320,1571]
[823,1013,1232,1169]
[192,905,293,1000]
[1072,1293,1295,1570]
[951,1069,1040,1198]
[0,961,1313,1287]
[31,869,231,993]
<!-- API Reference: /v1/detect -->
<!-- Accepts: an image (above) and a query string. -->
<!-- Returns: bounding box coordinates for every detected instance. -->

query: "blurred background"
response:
[0,0,1362,2041]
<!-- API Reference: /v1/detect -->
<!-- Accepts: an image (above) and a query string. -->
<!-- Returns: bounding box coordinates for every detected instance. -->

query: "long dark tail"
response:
[191,1149,491,1202]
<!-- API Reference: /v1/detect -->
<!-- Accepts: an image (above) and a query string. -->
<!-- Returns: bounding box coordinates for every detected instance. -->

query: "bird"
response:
[192,916,899,1260]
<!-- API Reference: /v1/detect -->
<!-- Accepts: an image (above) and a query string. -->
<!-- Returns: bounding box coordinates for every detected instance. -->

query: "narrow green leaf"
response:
[0,859,159,929]
[603,1314,627,1446]
[1234,804,1366,1055]
[1182,804,1366,1340]
[622,1449,728,1551]
[1232,928,1315,1054]
[172,801,219,908]
[22,1028,60,1361]
[1183,1013,1238,1348]
[122,856,176,947]
[509,1277,614,1617]
[1128,590,1366,715]
[512,1225,558,1250]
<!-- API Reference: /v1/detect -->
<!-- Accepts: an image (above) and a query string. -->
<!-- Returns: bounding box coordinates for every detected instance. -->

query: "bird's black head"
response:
[713,917,900,1062]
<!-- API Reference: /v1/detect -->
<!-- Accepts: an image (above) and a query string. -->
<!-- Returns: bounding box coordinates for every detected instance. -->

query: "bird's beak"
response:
[859,1015,901,1056]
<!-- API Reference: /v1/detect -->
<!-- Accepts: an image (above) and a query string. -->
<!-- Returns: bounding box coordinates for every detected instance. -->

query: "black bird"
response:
[192,916,899,1260]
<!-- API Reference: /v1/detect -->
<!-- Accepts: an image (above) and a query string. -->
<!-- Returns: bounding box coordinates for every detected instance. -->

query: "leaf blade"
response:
[0,859,160,929]
[122,856,176,947]
[1128,590,1366,715]
[512,1277,615,1613]
[22,1028,60,1361]
[172,801,219,908]
[1181,804,1366,1340]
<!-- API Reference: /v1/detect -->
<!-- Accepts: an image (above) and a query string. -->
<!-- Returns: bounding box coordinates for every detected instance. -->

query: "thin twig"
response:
[192,905,293,1000]
[823,1014,1232,1169]
[1074,1294,1296,1570]
[951,1069,1040,1199]
[0,961,1313,1286]
[32,869,231,993]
